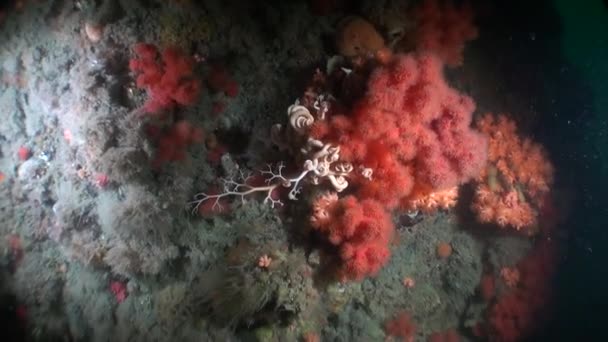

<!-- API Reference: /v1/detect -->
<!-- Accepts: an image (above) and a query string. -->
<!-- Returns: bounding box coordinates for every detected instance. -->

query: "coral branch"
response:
[190,166,290,213]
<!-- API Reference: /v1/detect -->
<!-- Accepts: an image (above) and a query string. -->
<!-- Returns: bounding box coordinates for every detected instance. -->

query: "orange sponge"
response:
[335,16,385,57]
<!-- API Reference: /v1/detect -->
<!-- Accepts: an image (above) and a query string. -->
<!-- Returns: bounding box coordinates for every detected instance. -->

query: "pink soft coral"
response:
[110,280,128,303]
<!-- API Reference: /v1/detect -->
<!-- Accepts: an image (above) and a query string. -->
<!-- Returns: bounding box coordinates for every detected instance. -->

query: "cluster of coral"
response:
[129,43,205,167]
[299,50,489,281]
[188,1,558,340]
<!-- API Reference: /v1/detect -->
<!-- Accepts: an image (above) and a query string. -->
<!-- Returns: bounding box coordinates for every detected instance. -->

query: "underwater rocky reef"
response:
[1,0,598,341]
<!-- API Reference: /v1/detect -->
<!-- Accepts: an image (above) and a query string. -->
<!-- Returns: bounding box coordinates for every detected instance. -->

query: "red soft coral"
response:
[129,43,202,114]
[429,329,460,342]
[149,120,204,168]
[411,0,478,67]
[306,53,487,281]
[384,311,417,342]
[312,53,487,209]
[207,63,239,97]
[486,241,556,341]
[311,195,394,281]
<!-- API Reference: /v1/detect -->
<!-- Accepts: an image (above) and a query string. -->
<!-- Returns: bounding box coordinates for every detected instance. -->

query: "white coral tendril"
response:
[313,94,331,120]
[288,104,314,134]
[360,166,373,180]
[334,162,353,174]
[328,175,349,192]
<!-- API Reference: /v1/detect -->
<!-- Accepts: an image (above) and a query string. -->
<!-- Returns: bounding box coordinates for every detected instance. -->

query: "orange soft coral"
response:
[472,114,554,232]
[500,266,520,288]
[407,186,458,213]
